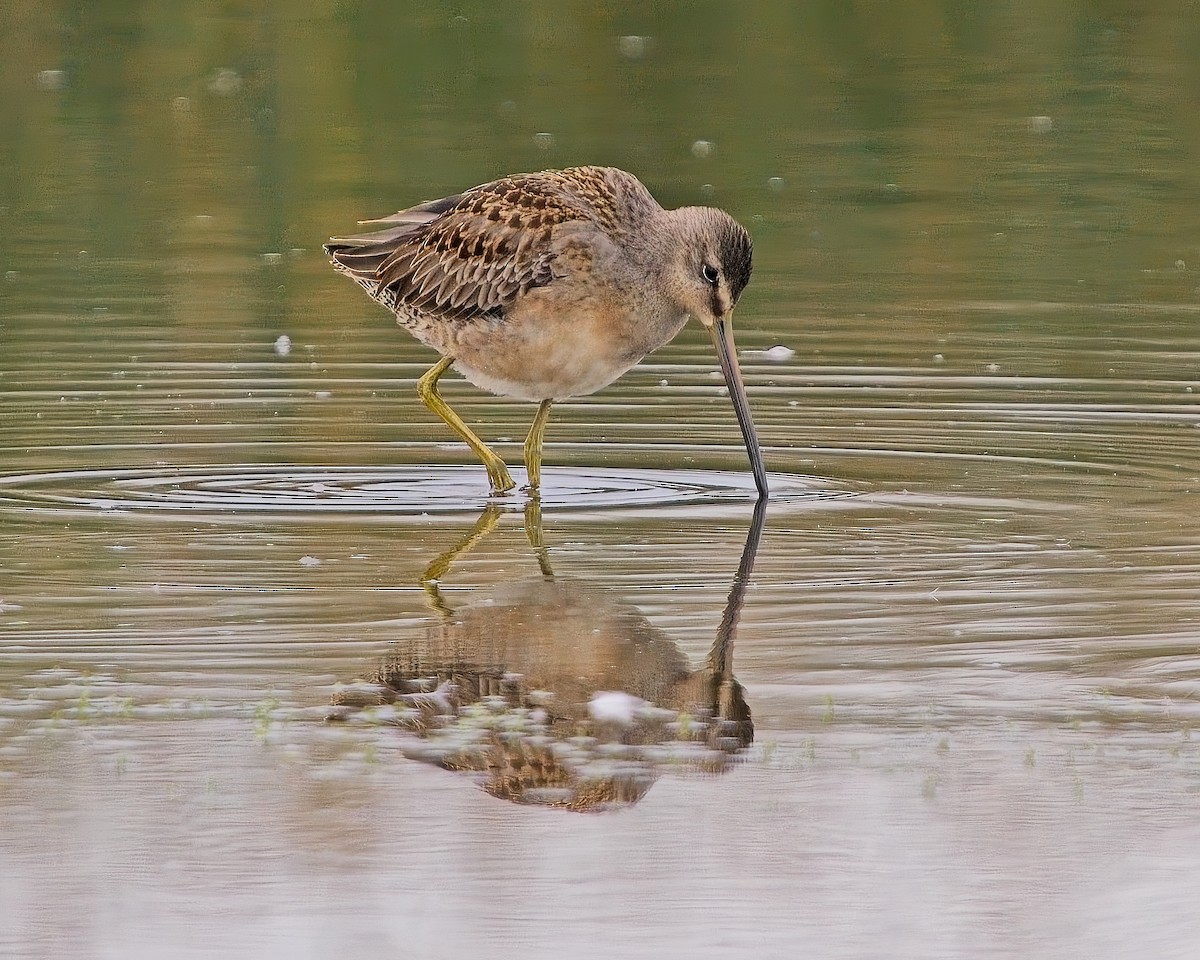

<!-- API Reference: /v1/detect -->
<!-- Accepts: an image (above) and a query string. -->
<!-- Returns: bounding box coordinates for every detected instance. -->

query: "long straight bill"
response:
[710,318,769,499]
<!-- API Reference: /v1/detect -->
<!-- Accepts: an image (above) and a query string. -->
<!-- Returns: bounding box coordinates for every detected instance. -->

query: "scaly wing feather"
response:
[324,167,655,321]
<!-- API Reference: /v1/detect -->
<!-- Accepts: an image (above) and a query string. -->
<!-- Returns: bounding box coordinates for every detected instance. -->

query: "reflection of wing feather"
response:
[324,167,654,321]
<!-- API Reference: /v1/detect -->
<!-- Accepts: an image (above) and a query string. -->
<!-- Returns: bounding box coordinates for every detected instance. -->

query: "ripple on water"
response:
[0,464,849,522]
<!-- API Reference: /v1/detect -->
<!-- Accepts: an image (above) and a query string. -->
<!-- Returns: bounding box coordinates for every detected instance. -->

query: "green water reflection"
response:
[3,4,1200,959]
[4,1,1200,319]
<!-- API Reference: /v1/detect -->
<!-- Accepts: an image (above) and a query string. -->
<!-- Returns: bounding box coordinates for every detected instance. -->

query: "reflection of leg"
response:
[416,355,515,495]
[522,399,554,491]
[420,502,504,617]
[524,497,553,578]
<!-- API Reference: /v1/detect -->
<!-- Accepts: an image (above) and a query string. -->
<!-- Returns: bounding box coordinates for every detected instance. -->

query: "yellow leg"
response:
[523,496,553,578]
[523,399,554,491]
[416,356,515,495]
[420,502,504,617]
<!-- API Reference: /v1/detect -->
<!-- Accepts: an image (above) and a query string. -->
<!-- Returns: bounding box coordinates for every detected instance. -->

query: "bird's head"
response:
[665,207,767,498]
[666,207,753,327]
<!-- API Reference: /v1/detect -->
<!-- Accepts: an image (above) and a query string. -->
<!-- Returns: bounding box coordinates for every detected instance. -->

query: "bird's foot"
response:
[485,460,517,496]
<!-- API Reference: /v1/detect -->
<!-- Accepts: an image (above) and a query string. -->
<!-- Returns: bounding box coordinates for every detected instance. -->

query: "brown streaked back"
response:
[323,166,659,322]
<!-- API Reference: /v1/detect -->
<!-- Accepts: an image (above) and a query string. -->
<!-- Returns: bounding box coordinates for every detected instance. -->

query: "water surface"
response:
[3,3,1200,958]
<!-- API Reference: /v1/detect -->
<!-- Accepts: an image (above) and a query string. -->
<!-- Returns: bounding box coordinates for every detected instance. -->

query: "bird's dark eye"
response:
[701,264,720,285]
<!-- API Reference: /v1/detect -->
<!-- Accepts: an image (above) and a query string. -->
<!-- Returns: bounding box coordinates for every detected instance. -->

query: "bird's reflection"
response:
[331,498,766,811]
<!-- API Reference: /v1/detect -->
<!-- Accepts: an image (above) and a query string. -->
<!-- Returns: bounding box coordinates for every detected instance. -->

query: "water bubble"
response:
[691,139,715,159]
[261,252,282,265]
[767,176,785,192]
[933,353,945,363]
[36,69,66,91]
[208,67,243,97]
[4,271,18,283]
[617,35,652,59]
[314,390,332,400]
[986,363,1001,374]
[273,335,292,357]
[1175,259,1187,271]
[1028,115,1053,133]
[699,183,715,198]
[172,96,191,113]
[298,556,321,567]
[762,344,795,361]
[533,132,555,150]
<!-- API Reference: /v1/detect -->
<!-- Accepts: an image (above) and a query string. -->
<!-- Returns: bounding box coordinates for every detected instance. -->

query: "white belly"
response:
[442,286,689,402]
[454,347,638,402]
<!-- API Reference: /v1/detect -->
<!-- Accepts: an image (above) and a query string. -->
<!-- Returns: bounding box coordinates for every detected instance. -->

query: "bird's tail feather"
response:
[324,193,463,279]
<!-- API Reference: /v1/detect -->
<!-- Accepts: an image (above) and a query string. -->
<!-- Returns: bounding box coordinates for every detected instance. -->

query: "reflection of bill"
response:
[331,500,765,811]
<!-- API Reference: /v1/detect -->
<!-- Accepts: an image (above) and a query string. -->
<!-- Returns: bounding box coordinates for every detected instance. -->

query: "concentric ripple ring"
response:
[0,465,846,523]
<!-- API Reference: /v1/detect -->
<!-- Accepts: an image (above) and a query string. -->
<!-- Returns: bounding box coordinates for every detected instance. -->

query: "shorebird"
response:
[324,165,768,498]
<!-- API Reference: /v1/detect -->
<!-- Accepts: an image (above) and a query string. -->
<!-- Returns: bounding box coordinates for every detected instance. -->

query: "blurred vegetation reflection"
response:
[3,0,1199,326]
